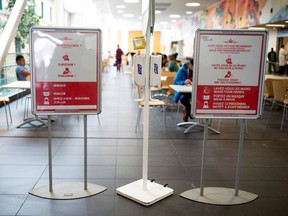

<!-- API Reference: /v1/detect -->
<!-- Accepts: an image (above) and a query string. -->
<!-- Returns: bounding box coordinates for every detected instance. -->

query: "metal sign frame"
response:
[192,29,268,119]
[30,27,102,115]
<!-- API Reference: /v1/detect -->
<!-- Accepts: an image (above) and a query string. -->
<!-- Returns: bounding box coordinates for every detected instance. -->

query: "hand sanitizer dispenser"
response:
[133,55,146,87]
[150,55,162,88]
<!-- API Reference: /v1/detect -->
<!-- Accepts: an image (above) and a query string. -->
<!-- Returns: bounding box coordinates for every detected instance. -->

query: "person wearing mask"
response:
[278,44,287,75]
[173,59,193,122]
[167,54,179,72]
[15,55,30,81]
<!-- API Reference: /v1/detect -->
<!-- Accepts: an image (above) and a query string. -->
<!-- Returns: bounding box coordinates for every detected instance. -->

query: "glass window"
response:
[41,2,43,18]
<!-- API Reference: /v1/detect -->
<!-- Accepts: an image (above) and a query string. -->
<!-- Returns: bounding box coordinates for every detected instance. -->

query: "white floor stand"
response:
[116,29,173,206]
[117,179,173,206]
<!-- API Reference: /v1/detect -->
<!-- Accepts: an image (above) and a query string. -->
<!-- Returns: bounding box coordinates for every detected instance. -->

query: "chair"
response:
[164,76,181,120]
[135,86,166,133]
[268,80,288,130]
[263,78,274,111]
[161,71,177,91]
[150,71,176,100]
[23,95,31,120]
[0,97,13,128]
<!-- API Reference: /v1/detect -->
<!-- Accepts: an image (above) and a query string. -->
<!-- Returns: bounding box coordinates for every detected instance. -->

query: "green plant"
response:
[0,0,40,52]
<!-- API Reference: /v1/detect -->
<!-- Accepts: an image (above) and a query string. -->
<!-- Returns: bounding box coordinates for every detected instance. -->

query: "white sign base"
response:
[116,179,173,206]
[29,182,106,200]
[180,187,258,205]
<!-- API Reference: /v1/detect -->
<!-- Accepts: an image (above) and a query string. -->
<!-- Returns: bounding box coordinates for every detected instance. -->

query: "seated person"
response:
[167,54,179,72]
[173,59,193,122]
[16,55,30,81]
[161,54,168,68]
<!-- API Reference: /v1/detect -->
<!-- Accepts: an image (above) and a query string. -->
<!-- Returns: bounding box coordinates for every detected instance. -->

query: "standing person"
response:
[15,55,30,80]
[267,48,276,74]
[278,44,287,75]
[116,45,123,72]
[173,59,193,122]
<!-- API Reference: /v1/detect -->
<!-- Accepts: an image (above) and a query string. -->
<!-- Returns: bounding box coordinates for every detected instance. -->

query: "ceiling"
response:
[103,0,222,30]
[81,0,287,31]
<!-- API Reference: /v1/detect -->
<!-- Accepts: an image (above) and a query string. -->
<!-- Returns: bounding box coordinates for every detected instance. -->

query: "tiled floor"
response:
[1,66,288,216]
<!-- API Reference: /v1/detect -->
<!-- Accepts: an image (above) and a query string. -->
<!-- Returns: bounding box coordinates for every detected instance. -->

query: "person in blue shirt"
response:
[15,55,30,81]
[173,59,193,122]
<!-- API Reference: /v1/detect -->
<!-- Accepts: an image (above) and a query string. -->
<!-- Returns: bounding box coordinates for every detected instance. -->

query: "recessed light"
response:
[186,11,193,15]
[155,10,161,14]
[124,0,139,3]
[116,5,126,9]
[265,24,285,27]
[123,14,134,18]
[169,14,181,18]
[186,2,200,7]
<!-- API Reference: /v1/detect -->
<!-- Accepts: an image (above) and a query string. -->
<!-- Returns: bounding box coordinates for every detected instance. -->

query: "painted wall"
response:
[167,0,288,57]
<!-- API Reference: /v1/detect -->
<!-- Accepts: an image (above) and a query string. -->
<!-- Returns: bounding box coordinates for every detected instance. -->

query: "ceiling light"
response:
[248,27,266,30]
[186,2,200,7]
[124,0,139,3]
[117,10,124,13]
[155,10,161,14]
[123,14,134,18]
[186,11,193,15]
[265,24,286,28]
[169,14,181,18]
[171,20,177,23]
[160,22,168,25]
[116,5,126,9]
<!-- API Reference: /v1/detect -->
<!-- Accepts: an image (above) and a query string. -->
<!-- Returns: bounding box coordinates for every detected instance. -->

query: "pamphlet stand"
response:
[29,115,106,200]
[180,119,258,205]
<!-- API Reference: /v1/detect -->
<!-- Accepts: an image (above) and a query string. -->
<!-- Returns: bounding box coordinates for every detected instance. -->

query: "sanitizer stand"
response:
[116,24,173,207]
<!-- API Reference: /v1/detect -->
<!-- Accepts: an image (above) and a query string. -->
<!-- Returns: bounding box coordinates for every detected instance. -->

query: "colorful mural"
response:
[169,0,288,56]
[171,0,288,40]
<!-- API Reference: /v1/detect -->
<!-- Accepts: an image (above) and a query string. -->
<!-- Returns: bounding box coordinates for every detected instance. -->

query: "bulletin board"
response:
[192,29,268,119]
[30,27,102,115]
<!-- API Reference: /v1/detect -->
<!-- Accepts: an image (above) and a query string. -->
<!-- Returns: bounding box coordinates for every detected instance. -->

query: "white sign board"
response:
[30,27,102,115]
[192,29,268,119]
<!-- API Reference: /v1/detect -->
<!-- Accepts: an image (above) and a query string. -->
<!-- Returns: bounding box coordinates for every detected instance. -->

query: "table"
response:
[1,81,30,89]
[169,84,220,134]
[169,84,192,93]
[265,74,288,80]
[1,81,48,128]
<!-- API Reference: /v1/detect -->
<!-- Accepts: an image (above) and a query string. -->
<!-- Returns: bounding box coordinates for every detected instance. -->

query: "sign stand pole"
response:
[48,115,53,192]
[200,119,208,196]
[180,118,258,205]
[235,119,245,196]
[29,114,106,199]
[84,115,88,190]
[116,25,173,207]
